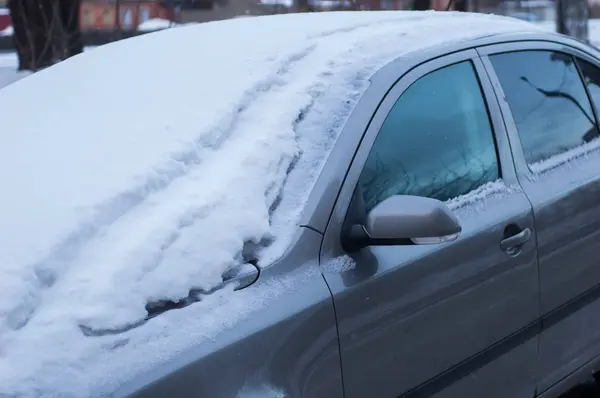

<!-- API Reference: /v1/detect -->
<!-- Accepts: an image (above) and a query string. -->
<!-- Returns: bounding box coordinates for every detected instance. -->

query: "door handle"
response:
[500,227,532,253]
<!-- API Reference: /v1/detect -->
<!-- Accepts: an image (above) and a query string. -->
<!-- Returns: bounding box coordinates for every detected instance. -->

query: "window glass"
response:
[575,57,600,143]
[123,9,132,28]
[489,50,598,165]
[359,61,499,212]
[139,7,150,24]
[380,0,395,10]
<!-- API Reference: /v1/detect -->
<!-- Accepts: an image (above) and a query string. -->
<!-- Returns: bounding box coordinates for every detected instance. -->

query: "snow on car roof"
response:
[0,11,542,397]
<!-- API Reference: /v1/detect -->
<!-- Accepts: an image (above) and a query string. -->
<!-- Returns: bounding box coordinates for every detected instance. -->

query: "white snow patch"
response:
[0,68,30,89]
[529,138,600,175]
[0,51,17,68]
[1,263,322,398]
[320,254,356,273]
[237,384,287,398]
[0,11,544,397]
[0,47,98,90]
[445,180,518,211]
[137,18,177,31]
[260,0,293,7]
[0,24,12,36]
[310,0,352,8]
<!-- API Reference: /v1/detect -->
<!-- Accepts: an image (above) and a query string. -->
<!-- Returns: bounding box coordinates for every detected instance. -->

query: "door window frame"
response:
[318,47,537,398]
[477,40,600,178]
[320,48,519,258]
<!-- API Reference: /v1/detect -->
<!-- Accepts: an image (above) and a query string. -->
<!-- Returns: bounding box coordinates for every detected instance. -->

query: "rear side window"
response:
[575,57,600,143]
[489,50,599,166]
[358,60,499,212]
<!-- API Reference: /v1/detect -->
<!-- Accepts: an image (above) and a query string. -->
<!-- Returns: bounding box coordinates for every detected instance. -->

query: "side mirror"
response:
[343,195,462,252]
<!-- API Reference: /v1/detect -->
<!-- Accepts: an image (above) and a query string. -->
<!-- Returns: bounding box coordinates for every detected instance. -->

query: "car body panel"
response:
[478,39,600,394]
[117,30,600,398]
[319,49,539,398]
[113,227,343,398]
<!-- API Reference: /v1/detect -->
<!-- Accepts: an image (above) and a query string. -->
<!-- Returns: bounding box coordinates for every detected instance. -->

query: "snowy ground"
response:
[0,51,28,89]
[0,47,96,89]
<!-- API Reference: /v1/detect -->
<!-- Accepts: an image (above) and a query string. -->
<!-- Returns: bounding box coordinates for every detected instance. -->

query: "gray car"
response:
[109,19,600,398]
[5,11,600,398]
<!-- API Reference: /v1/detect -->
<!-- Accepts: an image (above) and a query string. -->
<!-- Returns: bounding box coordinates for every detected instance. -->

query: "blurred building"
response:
[178,0,266,23]
[375,0,459,10]
[1,0,599,34]
[0,6,8,32]
[591,0,600,18]
[81,0,177,30]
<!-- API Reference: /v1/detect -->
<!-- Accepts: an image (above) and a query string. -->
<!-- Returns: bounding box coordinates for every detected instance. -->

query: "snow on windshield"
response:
[0,11,541,396]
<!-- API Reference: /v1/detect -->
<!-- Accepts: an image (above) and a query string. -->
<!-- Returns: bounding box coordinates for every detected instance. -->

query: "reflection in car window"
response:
[575,58,600,145]
[358,61,499,212]
[490,50,599,166]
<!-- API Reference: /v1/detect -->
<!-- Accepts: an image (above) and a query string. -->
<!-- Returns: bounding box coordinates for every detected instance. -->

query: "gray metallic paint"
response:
[319,48,539,398]
[113,228,343,398]
[117,30,600,398]
[479,39,600,394]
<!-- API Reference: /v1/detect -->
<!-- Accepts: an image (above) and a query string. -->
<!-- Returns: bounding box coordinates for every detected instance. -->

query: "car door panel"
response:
[320,50,539,398]
[479,41,600,394]
[113,227,344,398]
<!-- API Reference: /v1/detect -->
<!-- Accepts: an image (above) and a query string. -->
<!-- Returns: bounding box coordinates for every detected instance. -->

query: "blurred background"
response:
[0,0,575,31]
[0,0,594,74]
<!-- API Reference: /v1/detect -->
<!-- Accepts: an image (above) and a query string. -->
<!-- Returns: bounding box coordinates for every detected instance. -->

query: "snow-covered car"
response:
[3,10,600,398]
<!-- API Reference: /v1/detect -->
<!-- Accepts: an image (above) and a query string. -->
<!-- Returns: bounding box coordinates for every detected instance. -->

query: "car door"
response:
[320,49,540,398]
[479,41,600,394]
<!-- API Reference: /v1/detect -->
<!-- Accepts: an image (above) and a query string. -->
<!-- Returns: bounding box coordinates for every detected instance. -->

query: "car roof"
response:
[371,29,596,85]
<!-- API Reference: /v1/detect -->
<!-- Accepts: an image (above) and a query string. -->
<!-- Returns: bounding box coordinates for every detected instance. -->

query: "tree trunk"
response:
[115,0,122,37]
[58,0,83,58]
[455,0,467,11]
[8,0,54,71]
[556,0,589,43]
[413,0,430,11]
[7,0,30,70]
[296,0,311,12]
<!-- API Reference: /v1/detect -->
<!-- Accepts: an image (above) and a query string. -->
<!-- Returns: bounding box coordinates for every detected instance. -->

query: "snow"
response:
[0,51,17,68]
[310,0,352,8]
[529,137,600,175]
[260,0,293,7]
[0,52,31,89]
[320,254,356,273]
[137,18,177,32]
[0,47,96,90]
[0,11,543,397]
[0,68,29,89]
[445,180,519,211]
[237,384,287,398]
[0,24,12,36]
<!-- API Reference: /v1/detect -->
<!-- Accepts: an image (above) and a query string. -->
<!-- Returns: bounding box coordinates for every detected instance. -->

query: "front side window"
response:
[489,50,598,166]
[359,60,500,212]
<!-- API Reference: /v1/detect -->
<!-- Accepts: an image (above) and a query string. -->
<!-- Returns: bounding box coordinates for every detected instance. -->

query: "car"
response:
[2,10,600,398]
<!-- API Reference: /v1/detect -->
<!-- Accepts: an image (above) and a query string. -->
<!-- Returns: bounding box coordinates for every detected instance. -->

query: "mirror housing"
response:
[343,195,462,252]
